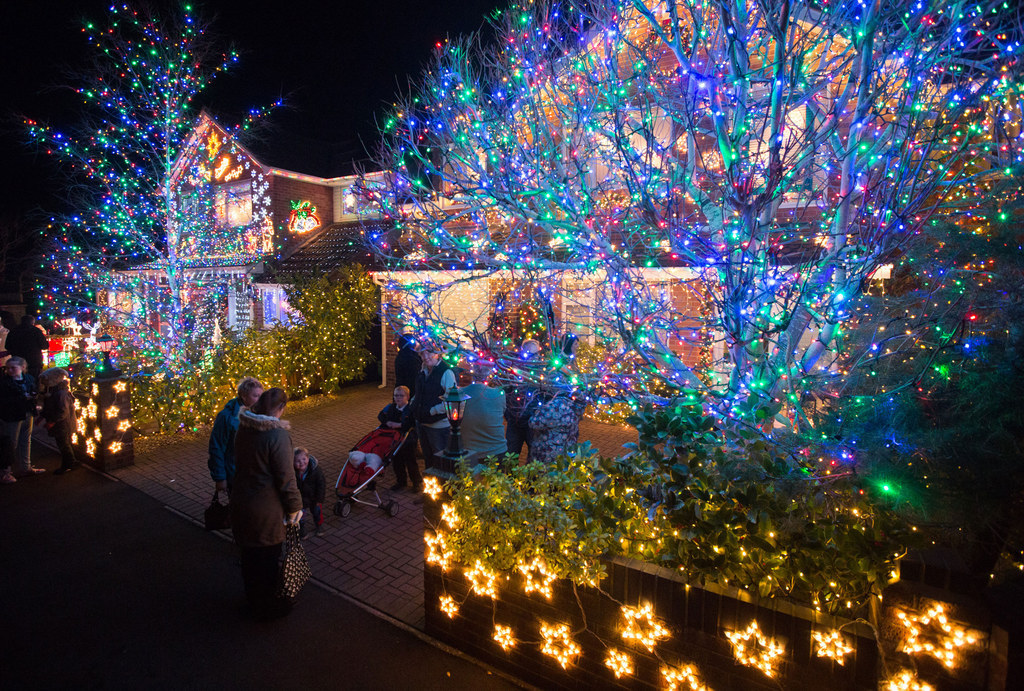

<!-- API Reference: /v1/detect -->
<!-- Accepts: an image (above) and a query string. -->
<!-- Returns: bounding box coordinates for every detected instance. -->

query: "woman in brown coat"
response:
[230,388,303,619]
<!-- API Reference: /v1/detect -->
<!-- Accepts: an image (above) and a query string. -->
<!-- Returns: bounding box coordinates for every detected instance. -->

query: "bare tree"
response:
[368,0,1020,428]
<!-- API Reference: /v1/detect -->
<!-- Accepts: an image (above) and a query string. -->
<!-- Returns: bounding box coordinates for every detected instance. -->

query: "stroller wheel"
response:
[333,500,345,517]
[386,500,400,517]
[339,501,352,518]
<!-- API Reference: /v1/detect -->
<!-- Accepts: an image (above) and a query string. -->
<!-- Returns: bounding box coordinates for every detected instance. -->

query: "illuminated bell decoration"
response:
[287,199,321,233]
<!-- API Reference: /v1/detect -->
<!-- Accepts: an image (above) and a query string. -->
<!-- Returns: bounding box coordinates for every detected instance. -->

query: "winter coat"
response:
[295,455,326,510]
[5,325,47,372]
[208,397,243,484]
[377,402,414,431]
[40,383,75,436]
[410,361,453,425]
[0,373,37,422]
[459,383,507,460]
[528,392,585,464]
[394,342,421,395]
[230,410,302,548]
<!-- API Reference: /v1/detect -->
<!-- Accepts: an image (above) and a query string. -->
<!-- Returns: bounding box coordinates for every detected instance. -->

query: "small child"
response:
[293,447,326,539]
[39,367,79,475]
[377,385,420,492]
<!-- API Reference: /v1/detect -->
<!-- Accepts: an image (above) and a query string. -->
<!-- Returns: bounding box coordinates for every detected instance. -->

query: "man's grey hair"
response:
[237,376,264,399]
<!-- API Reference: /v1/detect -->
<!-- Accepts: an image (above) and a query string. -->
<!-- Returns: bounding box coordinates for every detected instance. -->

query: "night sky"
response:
[1,0,502,223]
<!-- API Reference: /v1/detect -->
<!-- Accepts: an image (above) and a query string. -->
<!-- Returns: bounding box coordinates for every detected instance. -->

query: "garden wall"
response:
[423,497,1008,690]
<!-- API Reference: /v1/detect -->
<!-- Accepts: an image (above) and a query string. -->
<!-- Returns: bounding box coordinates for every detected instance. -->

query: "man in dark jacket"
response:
[394,333,421,395]
[208,376,263,493]
[5,315,48,378]
[408,344,456,471]
[293,447,326,538]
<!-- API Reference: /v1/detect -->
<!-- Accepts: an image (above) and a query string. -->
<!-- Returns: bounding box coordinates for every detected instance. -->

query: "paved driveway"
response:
[109,383,636,630]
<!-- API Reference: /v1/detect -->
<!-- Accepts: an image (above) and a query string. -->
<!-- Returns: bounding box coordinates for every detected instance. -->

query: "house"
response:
[104,112,384,339]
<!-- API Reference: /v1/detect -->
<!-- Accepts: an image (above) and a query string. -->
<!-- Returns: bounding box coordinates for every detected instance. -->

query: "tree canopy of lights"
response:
[367,0,1022,430]
[28,2,275,375]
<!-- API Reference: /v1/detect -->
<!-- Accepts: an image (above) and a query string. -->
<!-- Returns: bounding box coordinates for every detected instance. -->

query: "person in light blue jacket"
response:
[209,376,263,493]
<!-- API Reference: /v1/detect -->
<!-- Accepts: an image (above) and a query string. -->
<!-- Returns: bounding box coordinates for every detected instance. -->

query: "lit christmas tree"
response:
[367,0,1022,427]
[28,3,274,374]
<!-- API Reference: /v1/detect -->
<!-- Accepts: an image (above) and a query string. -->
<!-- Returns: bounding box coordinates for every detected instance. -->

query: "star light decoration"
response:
[440,502,459,529]
[604,648,634,679]
[423,476,443,501]
[725,621,784,678]
[493,624,516,651]
[424,530,451,571]
[464,560,500,599]
[540,622,581,669]
[438,594,459,618]
[811,629,854,665]
[519,557,557,599]
[896,603,979,669]
[883,670,934,691]
[620,602,670,652]
[661,664,709,691]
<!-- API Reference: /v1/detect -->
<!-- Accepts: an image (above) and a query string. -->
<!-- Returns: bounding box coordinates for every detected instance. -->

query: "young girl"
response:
[39,368,79,475]
[293,447,326,538]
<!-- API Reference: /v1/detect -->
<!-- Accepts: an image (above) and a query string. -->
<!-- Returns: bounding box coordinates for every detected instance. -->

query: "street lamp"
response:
[96,333,121,378]
[441,385,471,462]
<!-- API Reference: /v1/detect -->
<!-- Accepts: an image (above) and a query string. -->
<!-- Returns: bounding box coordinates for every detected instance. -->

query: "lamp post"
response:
[95,333,121,378]
[440,385,471,473]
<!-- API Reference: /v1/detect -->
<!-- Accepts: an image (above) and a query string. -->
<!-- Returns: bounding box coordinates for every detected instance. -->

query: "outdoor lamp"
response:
[96,333,121,378]
[442,385,471,460]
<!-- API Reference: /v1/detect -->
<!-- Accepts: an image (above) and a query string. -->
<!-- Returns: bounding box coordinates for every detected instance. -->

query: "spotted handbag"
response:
[277,523,311,600]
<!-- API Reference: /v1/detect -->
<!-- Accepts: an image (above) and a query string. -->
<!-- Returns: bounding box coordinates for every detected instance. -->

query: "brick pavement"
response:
[106,383,636,630]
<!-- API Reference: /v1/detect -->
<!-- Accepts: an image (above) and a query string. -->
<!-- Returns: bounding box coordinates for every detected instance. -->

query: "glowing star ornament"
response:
[438,594,459,618]
[519,557,557,599]
[493,624,516,651]
[540,622,581,670]
[423,476,443,501]
[812,629,854,665]
[113,381,127,393]
[884,670,934,691]
[897,603,979,669]
[604,649,634,678]
[620,602,670,652]
[725,621,784,678]
[464,560,499,599]
[661,664,708,691]
[424,531,452,571]
[440,502,459,529]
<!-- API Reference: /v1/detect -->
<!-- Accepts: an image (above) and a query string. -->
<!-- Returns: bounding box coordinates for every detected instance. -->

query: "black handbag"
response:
[277,523,311,599]
[203,490,231,531]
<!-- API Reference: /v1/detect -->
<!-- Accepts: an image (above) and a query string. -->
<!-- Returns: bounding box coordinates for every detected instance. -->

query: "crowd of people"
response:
[210,332,586,619]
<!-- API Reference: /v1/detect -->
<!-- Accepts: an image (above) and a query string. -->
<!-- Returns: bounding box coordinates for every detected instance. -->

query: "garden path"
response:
[106,383,636,630]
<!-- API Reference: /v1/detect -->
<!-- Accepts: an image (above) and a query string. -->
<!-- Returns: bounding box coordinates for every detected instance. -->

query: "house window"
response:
[214,182,253,227]
[260,285,293,327]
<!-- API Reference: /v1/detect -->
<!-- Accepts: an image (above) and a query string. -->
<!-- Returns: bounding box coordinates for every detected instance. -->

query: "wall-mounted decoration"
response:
[288,200,321,233]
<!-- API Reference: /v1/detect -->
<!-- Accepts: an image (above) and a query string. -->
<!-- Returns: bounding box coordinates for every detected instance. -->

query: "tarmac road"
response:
[0,446,522,691]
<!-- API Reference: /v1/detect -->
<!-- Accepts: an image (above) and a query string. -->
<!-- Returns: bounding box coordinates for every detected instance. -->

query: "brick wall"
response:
[270,175,335,249]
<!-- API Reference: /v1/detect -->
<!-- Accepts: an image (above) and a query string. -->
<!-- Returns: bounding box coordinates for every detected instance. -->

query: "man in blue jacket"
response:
[208,376,263,493]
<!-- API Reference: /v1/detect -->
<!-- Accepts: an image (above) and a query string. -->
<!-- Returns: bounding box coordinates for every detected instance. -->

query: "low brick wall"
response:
[423,495,1006,690]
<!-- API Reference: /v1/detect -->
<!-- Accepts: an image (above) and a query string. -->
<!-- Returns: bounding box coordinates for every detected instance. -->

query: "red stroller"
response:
[334,427,410,518]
